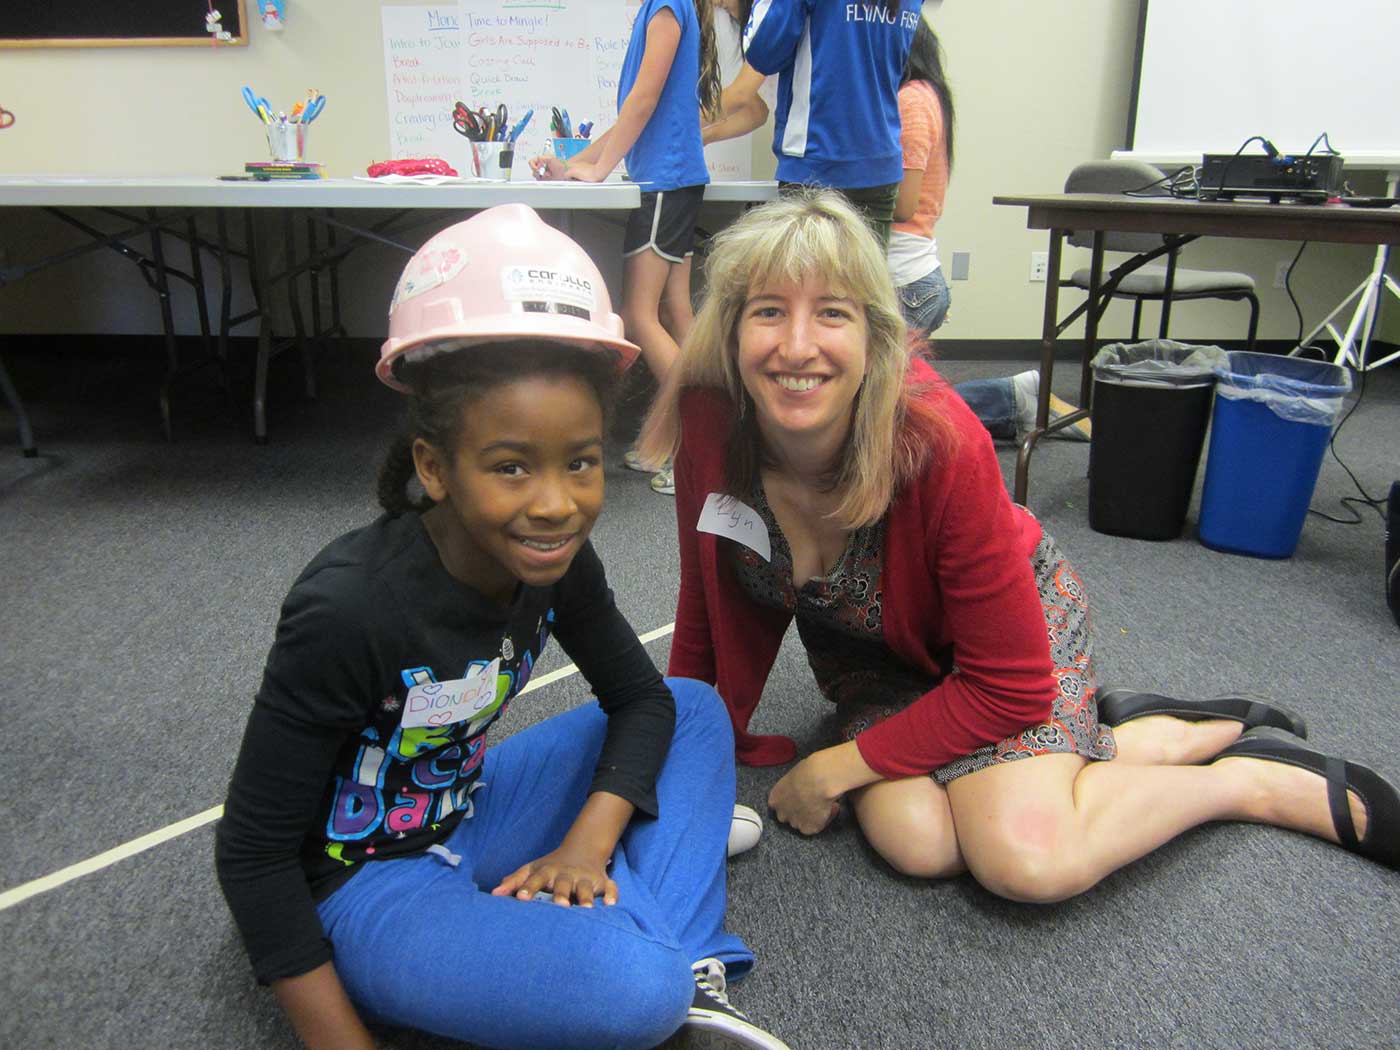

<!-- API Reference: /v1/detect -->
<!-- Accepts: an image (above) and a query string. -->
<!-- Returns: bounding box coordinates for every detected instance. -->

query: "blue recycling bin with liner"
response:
[1197,351,1352,559]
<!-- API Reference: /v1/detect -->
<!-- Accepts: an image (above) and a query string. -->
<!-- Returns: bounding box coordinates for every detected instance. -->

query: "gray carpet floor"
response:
[2,340,1397,1050]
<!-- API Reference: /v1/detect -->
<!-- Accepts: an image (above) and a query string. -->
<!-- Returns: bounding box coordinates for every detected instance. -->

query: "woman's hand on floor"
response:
[769,741,884,835]
[768,755,843,835]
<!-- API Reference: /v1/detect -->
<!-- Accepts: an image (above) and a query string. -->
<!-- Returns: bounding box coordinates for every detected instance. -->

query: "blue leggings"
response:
[316,678,752,1050]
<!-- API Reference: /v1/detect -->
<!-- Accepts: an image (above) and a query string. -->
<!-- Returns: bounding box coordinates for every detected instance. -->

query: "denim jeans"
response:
[898,266,951,336]
[952,377,1019,441]
[317,679,750,1050]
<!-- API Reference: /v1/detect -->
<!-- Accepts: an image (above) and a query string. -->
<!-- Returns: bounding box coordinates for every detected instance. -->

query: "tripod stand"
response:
[1290,170,1400,370]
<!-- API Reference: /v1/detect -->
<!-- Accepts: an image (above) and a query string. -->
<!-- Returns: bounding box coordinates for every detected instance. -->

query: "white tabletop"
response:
[701,180,780,204]
[0,175,780,210]
[0,176,639,209]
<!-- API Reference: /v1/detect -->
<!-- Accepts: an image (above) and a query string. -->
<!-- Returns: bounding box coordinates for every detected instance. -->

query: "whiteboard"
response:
[381,3,752,181]
[1128,0,1400,158]
[455,0,638,175]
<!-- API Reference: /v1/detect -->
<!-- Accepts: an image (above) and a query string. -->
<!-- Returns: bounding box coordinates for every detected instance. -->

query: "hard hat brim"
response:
[377,314,641,393]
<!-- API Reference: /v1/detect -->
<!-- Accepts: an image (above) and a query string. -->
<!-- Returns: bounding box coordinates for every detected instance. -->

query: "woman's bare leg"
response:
[943,752,1369,904]
[850,777,965,879]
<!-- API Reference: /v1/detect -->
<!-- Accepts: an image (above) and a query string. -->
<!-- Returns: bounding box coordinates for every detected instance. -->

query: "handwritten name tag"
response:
[401,659,502,729]
[697,493,770,561]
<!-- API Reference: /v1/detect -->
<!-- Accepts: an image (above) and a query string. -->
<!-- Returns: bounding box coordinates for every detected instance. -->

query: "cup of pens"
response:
[266,122,309,162]
[470,140,514,181]
[243,86,325,162]
[550,138,590,162]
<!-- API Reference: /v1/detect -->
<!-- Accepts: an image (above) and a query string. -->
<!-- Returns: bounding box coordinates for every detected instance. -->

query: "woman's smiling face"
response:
[735,274,868,461]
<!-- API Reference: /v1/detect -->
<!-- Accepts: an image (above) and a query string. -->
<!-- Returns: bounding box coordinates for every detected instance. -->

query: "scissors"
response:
[300,94,327,124]
[489,104,508,141]
[241,86,273,124]
[0,106,14,130]
[452,101,487,141]
[551,106,572,139]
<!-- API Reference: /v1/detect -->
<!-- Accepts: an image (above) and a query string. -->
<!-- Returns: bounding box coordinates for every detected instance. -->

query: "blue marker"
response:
[507,109,534,144]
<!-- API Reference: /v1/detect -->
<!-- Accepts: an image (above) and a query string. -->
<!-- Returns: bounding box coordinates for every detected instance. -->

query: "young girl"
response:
[889,17,955,338]
[215,205,789,1050]
[742,0,922,247]
[886,20,1073,441]
[532,0,723,497]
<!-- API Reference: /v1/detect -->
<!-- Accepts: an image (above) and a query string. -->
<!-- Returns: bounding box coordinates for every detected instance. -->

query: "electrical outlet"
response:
[950,251,970,281]
[1274,260,1292,289]
[1029,251,1049,283]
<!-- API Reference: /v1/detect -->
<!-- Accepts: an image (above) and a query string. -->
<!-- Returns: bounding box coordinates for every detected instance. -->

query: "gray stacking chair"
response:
[1064,159,1259,348]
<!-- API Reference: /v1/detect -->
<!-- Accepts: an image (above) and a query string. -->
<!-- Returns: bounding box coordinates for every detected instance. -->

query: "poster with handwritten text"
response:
[455,0,750,182]
[381,7,474,173]
[706,7,754,181]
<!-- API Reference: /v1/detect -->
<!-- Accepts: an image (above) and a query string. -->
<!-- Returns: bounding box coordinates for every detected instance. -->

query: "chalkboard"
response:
[0,0,248,49]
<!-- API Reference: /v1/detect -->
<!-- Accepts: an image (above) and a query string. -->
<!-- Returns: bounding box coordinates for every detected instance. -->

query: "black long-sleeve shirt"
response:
[214,512,674,985]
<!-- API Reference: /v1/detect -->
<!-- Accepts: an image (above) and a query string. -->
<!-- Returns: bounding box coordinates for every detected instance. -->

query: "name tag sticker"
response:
[401,658,502,729]
[697,493,770,561]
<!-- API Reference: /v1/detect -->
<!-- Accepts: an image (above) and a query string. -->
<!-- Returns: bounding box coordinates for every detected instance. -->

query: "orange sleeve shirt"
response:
[892,80,949,242]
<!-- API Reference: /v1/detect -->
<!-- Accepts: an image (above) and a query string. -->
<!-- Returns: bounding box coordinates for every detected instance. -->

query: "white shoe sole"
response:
[727,804,762,858]
[679,1011,793,1050]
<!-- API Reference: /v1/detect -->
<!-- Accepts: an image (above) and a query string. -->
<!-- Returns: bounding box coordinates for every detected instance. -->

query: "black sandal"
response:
[1096,689,1308,738]
[1216,726,1400,871]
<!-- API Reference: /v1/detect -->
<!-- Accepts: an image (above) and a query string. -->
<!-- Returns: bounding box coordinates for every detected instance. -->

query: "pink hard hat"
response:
[377,203,639,392]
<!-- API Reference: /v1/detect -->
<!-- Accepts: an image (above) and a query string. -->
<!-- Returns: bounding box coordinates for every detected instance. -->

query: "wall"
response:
[0,0,1393,347]
[926,0,1397,346]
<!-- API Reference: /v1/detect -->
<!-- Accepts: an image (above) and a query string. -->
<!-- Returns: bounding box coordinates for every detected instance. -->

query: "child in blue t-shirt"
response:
[532,0,723,496]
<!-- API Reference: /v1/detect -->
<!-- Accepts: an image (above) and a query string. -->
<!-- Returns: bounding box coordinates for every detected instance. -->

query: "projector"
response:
[1197,152,1344,202]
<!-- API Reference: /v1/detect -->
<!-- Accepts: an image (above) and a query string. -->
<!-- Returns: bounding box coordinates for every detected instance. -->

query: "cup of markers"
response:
[266,123,309,162]
[550,139,591,161]
[548,109,592,161]
[242,86,326,162]
[452,101,534,180]
[470,141,514,181]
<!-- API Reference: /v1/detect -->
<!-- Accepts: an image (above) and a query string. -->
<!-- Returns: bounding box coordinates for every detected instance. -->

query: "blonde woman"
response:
[638,190,1398,895]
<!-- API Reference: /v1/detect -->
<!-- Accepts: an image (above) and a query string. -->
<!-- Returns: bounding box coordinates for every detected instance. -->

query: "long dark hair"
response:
[376,341,619,515]
[901,19,955,171]
[693,0,723,118]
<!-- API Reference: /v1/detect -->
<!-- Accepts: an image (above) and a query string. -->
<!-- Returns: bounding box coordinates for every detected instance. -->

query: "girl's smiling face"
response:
[735,274,869,464]
[415,373,605,604]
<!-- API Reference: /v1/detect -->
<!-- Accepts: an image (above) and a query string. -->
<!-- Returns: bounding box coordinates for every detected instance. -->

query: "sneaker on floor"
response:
[727,804,762,858]
[1011,370,1091,442]
[650,467,675,496]
[623,448,668,473]
[678,959,792,1050]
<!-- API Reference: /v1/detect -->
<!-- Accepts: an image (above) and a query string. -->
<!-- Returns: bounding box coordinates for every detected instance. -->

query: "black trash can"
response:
[1088,340,1228,541]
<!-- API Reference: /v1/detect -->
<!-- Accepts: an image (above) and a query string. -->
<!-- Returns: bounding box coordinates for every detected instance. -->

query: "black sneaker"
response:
[676,959,792,1049]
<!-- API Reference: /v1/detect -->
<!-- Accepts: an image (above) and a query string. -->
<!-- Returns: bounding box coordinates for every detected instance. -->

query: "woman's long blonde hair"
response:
[638,189,956,529]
